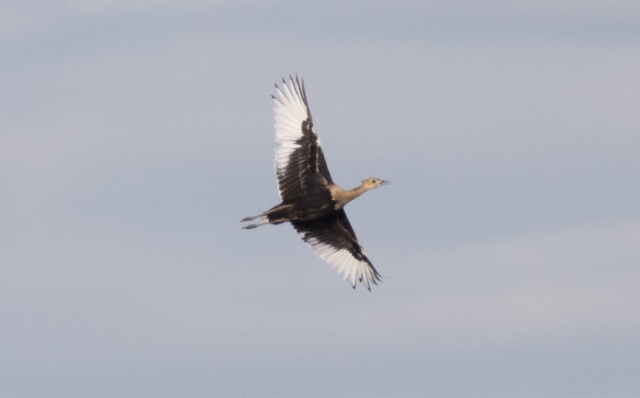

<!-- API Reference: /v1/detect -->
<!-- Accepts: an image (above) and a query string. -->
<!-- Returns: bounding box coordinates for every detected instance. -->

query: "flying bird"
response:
[241,76,388,289]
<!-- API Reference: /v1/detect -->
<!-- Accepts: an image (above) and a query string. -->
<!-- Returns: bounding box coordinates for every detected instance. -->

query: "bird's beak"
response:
[380,180,390,185]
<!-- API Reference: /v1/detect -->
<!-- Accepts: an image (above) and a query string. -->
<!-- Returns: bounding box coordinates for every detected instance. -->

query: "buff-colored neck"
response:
[329,183,370,209]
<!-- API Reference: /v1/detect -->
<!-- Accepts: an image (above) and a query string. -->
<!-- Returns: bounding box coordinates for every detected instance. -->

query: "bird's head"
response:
[361,178,390,191]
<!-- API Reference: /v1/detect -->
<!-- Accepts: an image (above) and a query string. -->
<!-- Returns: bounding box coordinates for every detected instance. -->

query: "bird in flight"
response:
[241,76,388,289]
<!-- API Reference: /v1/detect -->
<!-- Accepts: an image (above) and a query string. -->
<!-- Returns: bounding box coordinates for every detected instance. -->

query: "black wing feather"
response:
[274,77,333,202]
[291,209,381,289]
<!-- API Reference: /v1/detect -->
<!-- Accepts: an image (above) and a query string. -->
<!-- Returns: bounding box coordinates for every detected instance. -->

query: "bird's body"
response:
[241,76,388,289]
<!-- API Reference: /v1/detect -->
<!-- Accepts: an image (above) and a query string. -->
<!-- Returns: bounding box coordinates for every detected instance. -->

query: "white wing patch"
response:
[303,236,379,290]
[273,77,314,198]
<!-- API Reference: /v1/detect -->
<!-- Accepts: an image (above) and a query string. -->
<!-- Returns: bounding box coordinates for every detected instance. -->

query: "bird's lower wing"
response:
[291,210,381,290]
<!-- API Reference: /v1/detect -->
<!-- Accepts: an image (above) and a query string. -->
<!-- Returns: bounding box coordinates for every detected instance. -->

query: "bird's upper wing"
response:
[273,76,334,201]
[291,209,381,290]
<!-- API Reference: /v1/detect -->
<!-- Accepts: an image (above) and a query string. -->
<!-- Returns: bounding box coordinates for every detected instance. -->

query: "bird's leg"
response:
[242,222,265,229]
[242,215,290,230]
[240,214,261,222]
[240,204,293,223]
[241,212,267,228]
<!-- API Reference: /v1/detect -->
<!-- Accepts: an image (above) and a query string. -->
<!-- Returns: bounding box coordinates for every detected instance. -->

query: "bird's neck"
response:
[331,184,368,209]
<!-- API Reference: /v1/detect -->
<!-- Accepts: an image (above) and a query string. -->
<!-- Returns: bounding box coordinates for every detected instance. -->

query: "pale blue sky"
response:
[1,1,639,397]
